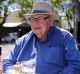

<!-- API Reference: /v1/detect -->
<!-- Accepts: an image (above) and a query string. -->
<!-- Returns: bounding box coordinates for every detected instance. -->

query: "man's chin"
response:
[35,34,42,39]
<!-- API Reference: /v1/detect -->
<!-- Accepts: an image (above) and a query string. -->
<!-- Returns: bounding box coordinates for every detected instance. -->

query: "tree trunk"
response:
[0,6,8,44]
[72,0,80,46]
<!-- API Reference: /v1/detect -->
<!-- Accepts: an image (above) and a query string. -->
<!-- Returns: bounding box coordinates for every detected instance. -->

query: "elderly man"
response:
[3,0,80,74]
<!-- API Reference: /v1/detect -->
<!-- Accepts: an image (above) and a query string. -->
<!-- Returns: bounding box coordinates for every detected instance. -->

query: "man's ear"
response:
[50,15,55,26]
[51,15,57,21]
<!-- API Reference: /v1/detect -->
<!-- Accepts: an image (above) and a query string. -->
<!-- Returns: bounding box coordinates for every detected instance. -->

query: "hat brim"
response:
[24,13,59,20]
[24,13,53,16]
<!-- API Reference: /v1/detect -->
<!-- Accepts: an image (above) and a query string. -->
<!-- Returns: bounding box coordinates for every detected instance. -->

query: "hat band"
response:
[32,10,49,14]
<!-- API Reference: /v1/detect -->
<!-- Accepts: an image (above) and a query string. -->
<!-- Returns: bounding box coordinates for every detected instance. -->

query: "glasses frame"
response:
[28,16,51,23]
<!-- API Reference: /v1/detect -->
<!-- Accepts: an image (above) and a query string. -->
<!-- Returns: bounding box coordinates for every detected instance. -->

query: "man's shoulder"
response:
[54,26,73,36]
[54,26,68,32]
[52,26,73,41]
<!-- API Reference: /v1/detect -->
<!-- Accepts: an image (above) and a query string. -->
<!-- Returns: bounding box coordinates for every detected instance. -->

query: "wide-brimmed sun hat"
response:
[24,0,59,20]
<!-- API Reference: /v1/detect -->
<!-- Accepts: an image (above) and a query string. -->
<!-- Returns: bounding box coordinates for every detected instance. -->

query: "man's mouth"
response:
[34,27,41,29]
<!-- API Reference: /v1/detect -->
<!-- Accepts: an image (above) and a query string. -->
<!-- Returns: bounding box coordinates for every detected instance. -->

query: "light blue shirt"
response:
[3,26,80,74]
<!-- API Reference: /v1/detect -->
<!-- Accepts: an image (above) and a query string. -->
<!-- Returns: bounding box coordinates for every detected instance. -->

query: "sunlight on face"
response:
[31,14,53,41]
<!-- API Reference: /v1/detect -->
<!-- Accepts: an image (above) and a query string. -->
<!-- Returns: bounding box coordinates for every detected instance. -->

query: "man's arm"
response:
[60,33,80,74]
[3,39,23,73]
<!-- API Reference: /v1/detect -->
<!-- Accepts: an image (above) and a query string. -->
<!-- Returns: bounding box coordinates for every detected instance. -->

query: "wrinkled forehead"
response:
[31,14,52,17]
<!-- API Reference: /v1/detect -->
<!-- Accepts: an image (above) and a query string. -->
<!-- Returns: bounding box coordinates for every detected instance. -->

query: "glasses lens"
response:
[28,16,51,22]
[44,16,51,20]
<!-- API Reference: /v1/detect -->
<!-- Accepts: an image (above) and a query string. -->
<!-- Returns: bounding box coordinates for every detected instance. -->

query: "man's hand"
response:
[13,63,23,73]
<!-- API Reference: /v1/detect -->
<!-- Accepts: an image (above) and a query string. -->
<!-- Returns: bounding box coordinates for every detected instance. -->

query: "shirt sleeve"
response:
[3,32,33,73]
[3,39,22,73]
[59,32,80,74]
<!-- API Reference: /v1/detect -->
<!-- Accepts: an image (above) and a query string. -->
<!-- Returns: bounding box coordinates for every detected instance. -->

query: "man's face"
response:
[30,14,53,41]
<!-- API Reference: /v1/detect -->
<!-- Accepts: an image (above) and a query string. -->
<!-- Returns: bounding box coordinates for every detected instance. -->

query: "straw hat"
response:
[24,0,59,20]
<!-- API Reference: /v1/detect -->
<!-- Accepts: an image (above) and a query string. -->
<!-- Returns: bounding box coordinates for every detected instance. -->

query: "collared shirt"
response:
[3,26,80,74]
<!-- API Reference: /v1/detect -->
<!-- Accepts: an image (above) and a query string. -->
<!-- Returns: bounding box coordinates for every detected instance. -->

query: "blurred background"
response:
[0,0,80,58]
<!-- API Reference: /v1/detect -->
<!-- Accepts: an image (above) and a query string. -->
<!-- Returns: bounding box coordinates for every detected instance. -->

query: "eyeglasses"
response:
[28,16,51,22]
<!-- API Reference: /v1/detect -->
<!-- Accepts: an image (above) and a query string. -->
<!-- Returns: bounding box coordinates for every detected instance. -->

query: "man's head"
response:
[25,1,59,41]
[31,14,54,41]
